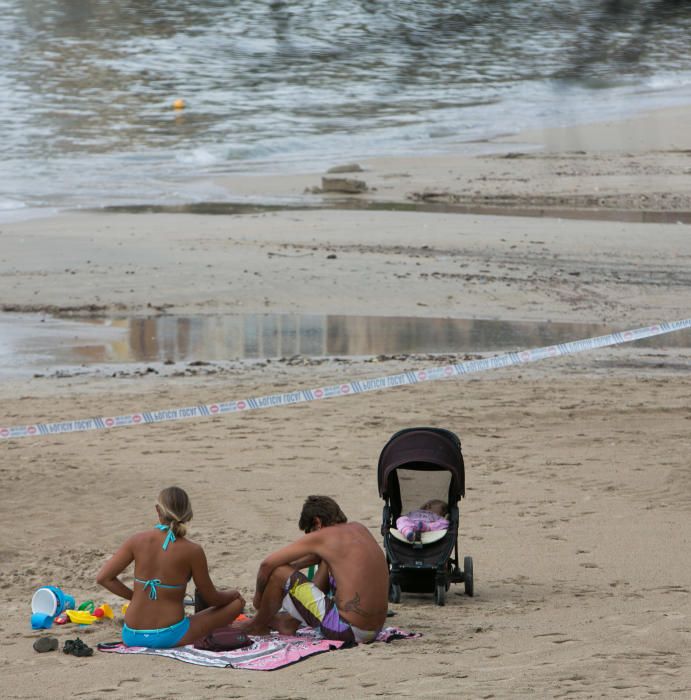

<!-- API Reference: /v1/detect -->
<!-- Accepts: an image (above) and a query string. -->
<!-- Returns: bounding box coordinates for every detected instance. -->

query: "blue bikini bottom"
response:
[122,617,190,648]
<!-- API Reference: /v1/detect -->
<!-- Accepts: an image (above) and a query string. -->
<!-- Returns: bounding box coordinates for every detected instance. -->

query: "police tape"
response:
[1,318,689,441]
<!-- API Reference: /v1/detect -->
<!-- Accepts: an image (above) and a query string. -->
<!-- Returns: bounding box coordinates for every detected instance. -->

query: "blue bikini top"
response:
[134,524,185,600]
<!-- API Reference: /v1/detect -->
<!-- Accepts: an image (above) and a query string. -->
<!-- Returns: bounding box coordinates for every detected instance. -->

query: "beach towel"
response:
[97,626,419,671]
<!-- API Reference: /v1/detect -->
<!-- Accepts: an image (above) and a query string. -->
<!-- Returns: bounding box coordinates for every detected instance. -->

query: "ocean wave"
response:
[175,148,220,166]
[0,198,26,210]
[2,0,691,212]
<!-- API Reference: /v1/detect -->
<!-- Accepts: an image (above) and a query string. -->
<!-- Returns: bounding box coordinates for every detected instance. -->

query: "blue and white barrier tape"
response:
[1,318,689,441]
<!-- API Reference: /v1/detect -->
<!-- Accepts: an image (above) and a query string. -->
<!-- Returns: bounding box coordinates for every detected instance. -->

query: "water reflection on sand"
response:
[1,313,688,378]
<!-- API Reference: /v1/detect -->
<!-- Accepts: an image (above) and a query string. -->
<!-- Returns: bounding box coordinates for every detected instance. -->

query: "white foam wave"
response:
[0,198,26,210]
[175,148,219,166]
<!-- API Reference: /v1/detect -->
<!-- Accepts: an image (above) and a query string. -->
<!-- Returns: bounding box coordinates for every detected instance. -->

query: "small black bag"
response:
[193,627,252,652]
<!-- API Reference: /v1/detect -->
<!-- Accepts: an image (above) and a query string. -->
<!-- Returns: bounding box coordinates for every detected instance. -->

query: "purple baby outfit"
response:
[396,510,449,541]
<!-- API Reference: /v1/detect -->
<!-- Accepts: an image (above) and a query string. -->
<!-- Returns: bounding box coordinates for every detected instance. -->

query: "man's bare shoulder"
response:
[327,521,376,541]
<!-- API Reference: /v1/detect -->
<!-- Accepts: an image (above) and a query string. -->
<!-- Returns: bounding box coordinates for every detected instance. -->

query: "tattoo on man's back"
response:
[342,592,373,617]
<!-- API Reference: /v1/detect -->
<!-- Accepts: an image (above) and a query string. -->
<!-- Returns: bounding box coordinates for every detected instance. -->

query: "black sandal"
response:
[63,638,94,657]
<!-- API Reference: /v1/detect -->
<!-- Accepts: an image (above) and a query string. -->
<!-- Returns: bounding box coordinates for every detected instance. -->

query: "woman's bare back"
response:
[125,529,196,629]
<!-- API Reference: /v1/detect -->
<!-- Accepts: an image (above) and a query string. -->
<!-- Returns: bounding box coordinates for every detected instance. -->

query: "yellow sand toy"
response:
[66,609,99,625]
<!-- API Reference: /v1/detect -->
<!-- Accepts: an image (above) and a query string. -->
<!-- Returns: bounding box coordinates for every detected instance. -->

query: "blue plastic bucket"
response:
[31,612,54,630]
[31,586,75,617]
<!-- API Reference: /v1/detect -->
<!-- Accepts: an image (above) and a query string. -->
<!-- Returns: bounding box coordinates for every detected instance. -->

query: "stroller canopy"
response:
[377,427,465,501]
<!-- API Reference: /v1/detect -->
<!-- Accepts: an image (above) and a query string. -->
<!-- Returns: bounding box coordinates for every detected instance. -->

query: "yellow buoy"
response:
[172,98,186,110]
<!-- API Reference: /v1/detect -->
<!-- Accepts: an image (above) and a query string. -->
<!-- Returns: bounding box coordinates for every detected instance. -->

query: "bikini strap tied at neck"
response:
[155,523,176,550]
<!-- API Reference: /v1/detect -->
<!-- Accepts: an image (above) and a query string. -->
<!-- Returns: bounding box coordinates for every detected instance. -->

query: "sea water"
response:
[1,0,691,218]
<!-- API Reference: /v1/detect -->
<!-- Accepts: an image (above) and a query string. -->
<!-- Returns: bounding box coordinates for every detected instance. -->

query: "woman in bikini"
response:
[96,486,244,648]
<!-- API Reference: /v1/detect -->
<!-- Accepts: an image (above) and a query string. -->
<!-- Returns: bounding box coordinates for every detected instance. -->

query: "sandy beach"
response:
[1,106,690,698]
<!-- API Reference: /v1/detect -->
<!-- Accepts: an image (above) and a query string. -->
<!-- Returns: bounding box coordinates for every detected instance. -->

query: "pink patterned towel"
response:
[97,626,420,671]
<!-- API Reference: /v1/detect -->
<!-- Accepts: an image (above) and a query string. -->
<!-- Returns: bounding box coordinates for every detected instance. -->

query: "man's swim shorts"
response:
[282,570,379,643]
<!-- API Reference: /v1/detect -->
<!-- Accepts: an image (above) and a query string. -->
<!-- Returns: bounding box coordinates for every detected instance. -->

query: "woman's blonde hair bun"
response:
[157,486,193,538]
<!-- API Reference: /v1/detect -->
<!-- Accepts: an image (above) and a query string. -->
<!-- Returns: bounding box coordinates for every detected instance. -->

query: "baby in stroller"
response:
[395,499,449,542]
[378,427,473,604]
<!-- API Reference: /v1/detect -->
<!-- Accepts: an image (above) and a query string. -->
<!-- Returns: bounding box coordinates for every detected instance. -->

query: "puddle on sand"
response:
[0,312,688,377]
[102,201,691,224]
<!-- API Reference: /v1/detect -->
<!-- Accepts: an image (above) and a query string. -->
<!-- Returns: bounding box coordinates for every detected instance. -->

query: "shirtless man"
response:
[241,495,389,643]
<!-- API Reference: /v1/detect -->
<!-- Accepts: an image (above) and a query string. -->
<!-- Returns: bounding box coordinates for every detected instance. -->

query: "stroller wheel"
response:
[389,582,401,604]
[464,556,474,597]
[434,582,446,606]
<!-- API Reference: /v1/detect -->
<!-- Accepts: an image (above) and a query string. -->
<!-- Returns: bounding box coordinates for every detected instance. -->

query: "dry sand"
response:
[0,106,690,699]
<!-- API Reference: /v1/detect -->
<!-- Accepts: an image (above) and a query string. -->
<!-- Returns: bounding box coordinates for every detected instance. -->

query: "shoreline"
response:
[217,101,691,208]
[3,100,691,227]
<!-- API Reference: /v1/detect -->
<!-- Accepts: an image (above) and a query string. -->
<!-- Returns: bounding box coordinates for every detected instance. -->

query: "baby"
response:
[395,499,449,542]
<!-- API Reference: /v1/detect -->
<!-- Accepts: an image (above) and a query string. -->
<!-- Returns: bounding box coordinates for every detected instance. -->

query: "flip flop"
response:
[33,636,59,653]
[63,638,94,657]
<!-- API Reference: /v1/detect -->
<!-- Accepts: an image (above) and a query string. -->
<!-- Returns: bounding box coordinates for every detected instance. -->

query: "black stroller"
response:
[378,427,473,606]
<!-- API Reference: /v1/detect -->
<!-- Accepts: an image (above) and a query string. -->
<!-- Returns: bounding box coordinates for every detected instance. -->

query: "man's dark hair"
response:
[299,495,348,532]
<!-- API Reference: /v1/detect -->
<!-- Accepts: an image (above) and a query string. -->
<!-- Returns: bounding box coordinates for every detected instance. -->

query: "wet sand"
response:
[1,106,690,699]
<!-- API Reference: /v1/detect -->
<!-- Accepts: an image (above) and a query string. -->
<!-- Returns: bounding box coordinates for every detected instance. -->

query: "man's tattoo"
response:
[341,592,374,617]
